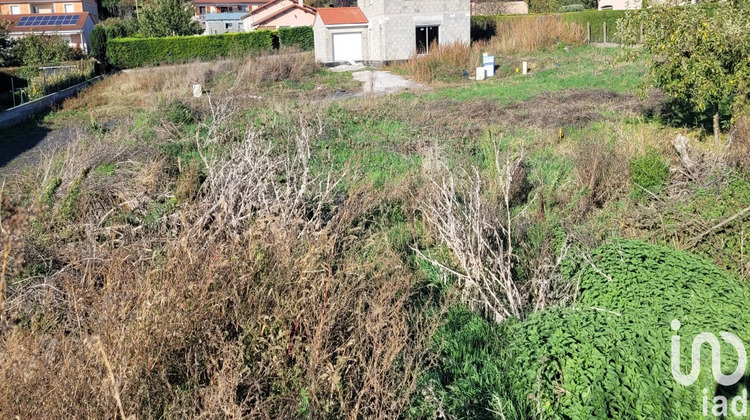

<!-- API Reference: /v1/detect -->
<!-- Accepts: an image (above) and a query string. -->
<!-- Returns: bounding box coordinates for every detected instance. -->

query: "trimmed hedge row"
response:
[471,9,629,43]
[278,26,314,51]
[107,30,276,69]
[561,9,628,42]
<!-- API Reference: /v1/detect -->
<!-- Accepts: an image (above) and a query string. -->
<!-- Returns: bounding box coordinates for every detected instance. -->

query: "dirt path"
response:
[0,120,79,175]
[351,70,421,95]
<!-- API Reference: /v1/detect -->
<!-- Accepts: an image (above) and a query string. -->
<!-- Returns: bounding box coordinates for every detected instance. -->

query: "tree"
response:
[90,25,107,62]
[620,1,750,145]
[0,19,14,67]
[139,0,200,37]
[12,33,83,66]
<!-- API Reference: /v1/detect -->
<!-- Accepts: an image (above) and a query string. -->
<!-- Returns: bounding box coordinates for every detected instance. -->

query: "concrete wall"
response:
[360,0,470,62]
[0,75,101,129]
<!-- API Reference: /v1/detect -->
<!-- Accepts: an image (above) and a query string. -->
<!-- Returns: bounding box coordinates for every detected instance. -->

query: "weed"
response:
[629,147,669,198]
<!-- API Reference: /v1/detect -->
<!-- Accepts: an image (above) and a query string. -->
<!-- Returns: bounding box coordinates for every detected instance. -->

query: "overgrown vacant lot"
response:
[2,46,750,418]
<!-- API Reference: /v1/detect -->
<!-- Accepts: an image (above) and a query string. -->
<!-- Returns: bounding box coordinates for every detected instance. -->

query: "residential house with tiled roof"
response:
[0,11,95,51]
[0,0,97,20]
[241,0,315,31]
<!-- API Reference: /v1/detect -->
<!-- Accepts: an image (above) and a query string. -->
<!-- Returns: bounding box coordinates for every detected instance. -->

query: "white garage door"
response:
[332,32,363,62]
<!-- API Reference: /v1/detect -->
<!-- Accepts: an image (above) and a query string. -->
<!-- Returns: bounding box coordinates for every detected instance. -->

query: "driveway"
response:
[351,71,421,95]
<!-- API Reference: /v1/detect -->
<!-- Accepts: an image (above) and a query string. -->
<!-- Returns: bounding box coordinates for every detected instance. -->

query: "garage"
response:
[333,33,363,62]
[313,7,369,64]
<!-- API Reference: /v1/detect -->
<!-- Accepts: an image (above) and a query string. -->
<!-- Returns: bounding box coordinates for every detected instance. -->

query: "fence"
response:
[0,60,97,111]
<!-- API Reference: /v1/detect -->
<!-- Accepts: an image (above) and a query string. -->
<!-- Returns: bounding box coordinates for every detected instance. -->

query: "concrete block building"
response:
[314,0,470,65]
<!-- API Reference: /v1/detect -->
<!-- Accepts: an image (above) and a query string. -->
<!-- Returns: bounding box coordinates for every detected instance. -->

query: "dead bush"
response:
[402,42,474,83]
[571,136,629,218]
[237,51,318,86]
[417,145,523,322]
[726,115,750,171]
[0,104,442,419]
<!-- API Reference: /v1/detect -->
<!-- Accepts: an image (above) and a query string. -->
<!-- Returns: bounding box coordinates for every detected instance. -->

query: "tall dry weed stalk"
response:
[417,145,523,322]
[404,42,474,83]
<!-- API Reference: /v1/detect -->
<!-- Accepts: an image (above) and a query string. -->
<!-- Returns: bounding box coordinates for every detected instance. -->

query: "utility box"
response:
[483,54,495,77]
[476,67,486,81]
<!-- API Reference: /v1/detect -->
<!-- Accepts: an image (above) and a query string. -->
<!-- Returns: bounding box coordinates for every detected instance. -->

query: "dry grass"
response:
[0,103,443,418]
[398,18,584,83]
[402,42,475,83]
[64,52,321,120]
[486,16,586,53]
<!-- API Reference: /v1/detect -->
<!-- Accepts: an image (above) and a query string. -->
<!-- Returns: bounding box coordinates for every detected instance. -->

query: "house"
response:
[597,0,641,9]
[194,0,265,20]
[0,0,98,20]
[241,0,316,31]
[470,1,528,15]
[203,11,245,34]
[314,0,471,65]
[0,12,95,52]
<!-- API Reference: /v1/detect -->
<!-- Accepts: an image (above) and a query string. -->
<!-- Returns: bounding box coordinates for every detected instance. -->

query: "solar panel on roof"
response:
[16,15,80,27]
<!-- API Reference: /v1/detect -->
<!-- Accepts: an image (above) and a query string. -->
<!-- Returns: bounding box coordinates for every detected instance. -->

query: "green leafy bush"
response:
[629,147,669,197]
[410,308,529,420]
[422,240,750,419]
[560,4,585,12]
[12,33,84,66]
[278,26,313,50]
[504,240,750,419]
[26,61,96,100]
[107,31,276,69]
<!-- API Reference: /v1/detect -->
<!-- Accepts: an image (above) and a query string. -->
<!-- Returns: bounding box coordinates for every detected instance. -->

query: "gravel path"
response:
[351,70,421,95]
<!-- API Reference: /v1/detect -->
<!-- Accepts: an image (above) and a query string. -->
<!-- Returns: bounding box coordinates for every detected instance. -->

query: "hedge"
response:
[278,26,314,51]
[107,30,276,69]
[471,9,629,43]
[559,4,585,12]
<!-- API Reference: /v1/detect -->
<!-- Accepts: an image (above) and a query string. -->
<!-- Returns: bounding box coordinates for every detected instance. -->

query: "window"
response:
[416,26,439,54]
[220,6,228,12]
[64,3,74,12]
[9,5,20,14]
[199,6,206,14]
[225,22,232,29]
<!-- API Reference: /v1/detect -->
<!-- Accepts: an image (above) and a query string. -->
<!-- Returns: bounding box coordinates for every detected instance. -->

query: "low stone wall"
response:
[471,1,529,15]
[0,75,103,129]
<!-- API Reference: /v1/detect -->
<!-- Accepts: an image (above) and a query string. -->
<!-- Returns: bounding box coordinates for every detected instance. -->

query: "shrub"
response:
[401,42,473,83]
[629,147,669,198]
[12,33,84,66]
[278,26,313,50]
[559,4,585,12]
[90,25,107,61]
[107,31,276,69]
[504,240,750,419]
[619,2,750,145]
[25,61,96,100]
